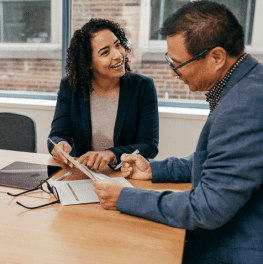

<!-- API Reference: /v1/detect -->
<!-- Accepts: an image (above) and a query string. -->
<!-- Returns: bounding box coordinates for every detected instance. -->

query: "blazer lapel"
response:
[220,55,258,102]
[113,73,133,145]
[78,91,92,150]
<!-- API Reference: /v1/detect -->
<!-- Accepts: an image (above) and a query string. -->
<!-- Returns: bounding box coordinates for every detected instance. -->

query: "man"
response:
[93,2,263,263]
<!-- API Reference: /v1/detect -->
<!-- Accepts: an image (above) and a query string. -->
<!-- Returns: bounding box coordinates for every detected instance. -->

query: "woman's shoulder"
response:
[121,72,157,101]
[60,77,71,88]
[59,77,77,93]
[123,72,155,90]
[57,77,78,100]
[125,72,154,83]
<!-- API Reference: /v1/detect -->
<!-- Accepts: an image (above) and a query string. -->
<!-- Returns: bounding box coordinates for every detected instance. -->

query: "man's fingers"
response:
[122,162,131,169]
[121,153,140,163]
[121,171,131,178]
[93,180,106,190]
[121,166,132,177]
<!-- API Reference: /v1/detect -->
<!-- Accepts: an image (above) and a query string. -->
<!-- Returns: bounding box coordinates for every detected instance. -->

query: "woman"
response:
[48,18,159,171]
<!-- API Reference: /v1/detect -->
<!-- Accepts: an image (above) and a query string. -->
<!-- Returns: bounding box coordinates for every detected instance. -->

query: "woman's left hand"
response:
[77,150,115,171]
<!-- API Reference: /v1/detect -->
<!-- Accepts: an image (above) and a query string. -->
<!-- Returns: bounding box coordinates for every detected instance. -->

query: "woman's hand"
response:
[120,154,153,180]
[77,150,115,171]
[51,141,73,167]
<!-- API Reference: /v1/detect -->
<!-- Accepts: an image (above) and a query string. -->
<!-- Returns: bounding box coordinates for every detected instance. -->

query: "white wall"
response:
[156,107,208,160]
[0,100,208,159]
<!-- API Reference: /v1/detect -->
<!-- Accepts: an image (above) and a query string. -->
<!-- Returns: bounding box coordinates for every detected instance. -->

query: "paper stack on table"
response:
[48,138,134,205]
[52,172,133,206]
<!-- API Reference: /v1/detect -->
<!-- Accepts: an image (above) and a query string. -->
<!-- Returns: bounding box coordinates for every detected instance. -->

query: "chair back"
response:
[0,112,36,152]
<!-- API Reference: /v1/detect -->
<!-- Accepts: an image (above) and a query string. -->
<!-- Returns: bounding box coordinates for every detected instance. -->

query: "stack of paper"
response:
[48,138,134,206]
[52,174,133,206]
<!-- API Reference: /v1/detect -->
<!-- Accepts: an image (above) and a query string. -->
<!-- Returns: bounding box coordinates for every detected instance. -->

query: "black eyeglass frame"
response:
[165,48,213,76]
[7,179,60,210]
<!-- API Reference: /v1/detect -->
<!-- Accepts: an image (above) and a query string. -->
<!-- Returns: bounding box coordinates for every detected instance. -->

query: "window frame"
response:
[0,0,69,101]
[0,0,62,60]
[0,0,224,109]
[138,0,263,63]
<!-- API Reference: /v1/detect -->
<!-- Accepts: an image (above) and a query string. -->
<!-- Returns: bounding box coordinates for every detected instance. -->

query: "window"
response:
[139,0,262,53]
[149,0,255,45]
[150,0,191,41]
[0,0,62,97]
[137,0,263,103]
[1,0,51,43]
[0,0,62,59]
[1,0,262,105]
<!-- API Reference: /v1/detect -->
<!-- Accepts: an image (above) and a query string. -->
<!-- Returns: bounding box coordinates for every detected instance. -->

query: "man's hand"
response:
[51,141,73,167]
[120,154,153,180]
[77,150,115,171]
[93,180,124,210]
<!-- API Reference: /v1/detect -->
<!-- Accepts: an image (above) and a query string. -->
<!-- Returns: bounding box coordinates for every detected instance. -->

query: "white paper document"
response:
[48,138,97,181]
[52,177,134,206]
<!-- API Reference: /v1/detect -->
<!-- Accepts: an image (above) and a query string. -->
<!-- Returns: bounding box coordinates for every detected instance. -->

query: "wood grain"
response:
[0,150,191,264]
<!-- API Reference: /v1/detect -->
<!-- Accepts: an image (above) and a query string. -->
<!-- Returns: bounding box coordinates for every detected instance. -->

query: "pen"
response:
[54,170,72,181]
[115,149,140,170]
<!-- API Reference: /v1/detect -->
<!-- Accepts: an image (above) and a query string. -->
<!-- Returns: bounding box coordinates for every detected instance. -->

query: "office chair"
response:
[0,112,37,152]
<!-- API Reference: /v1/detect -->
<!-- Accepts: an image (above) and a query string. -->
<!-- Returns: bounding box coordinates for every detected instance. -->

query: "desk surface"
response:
[0,149,191,264]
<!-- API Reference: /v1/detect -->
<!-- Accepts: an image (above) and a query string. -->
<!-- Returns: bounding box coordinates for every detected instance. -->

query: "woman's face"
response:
[90,29,126,80]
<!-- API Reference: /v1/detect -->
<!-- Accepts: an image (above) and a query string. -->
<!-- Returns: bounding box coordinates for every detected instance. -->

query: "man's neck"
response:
[209,52,245,90]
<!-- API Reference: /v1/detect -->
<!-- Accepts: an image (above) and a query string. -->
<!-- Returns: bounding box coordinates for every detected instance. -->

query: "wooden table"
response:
[0,149,191,264]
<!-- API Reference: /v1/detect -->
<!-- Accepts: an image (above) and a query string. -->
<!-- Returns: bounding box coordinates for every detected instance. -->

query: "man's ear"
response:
[209,47,227,71]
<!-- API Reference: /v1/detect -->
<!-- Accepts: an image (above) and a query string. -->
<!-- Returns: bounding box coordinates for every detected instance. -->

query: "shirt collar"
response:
[205,53,248,113]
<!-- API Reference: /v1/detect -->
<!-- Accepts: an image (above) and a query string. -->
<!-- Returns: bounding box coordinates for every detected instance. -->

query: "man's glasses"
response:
[164,48,212,76]
[7,179,60,209]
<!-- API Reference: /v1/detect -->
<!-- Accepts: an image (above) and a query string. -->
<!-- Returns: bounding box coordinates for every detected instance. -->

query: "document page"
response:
[52,177,133,206]
[48,138,97,181]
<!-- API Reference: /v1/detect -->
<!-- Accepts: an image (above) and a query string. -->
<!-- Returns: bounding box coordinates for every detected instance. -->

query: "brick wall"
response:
[0,59,61,92]
[134,61,205,100]
[0,0,206,101]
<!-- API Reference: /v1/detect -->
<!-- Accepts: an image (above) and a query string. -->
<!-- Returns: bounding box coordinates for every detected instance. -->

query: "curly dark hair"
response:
[66,18,131,101]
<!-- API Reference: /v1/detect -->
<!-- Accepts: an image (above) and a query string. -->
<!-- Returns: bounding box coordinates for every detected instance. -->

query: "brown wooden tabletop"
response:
[0,149,191,264]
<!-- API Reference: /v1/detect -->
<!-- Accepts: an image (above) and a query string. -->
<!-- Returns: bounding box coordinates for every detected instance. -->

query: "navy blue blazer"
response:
[48,72,159,165]
[117,55,263,263]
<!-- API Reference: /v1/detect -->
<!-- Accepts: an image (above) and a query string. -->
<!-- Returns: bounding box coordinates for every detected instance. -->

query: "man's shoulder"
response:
[221,57,263,106]
[233,63,263,103]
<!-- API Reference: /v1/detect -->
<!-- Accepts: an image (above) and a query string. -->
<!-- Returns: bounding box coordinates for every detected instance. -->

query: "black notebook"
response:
[0,161,62,190]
